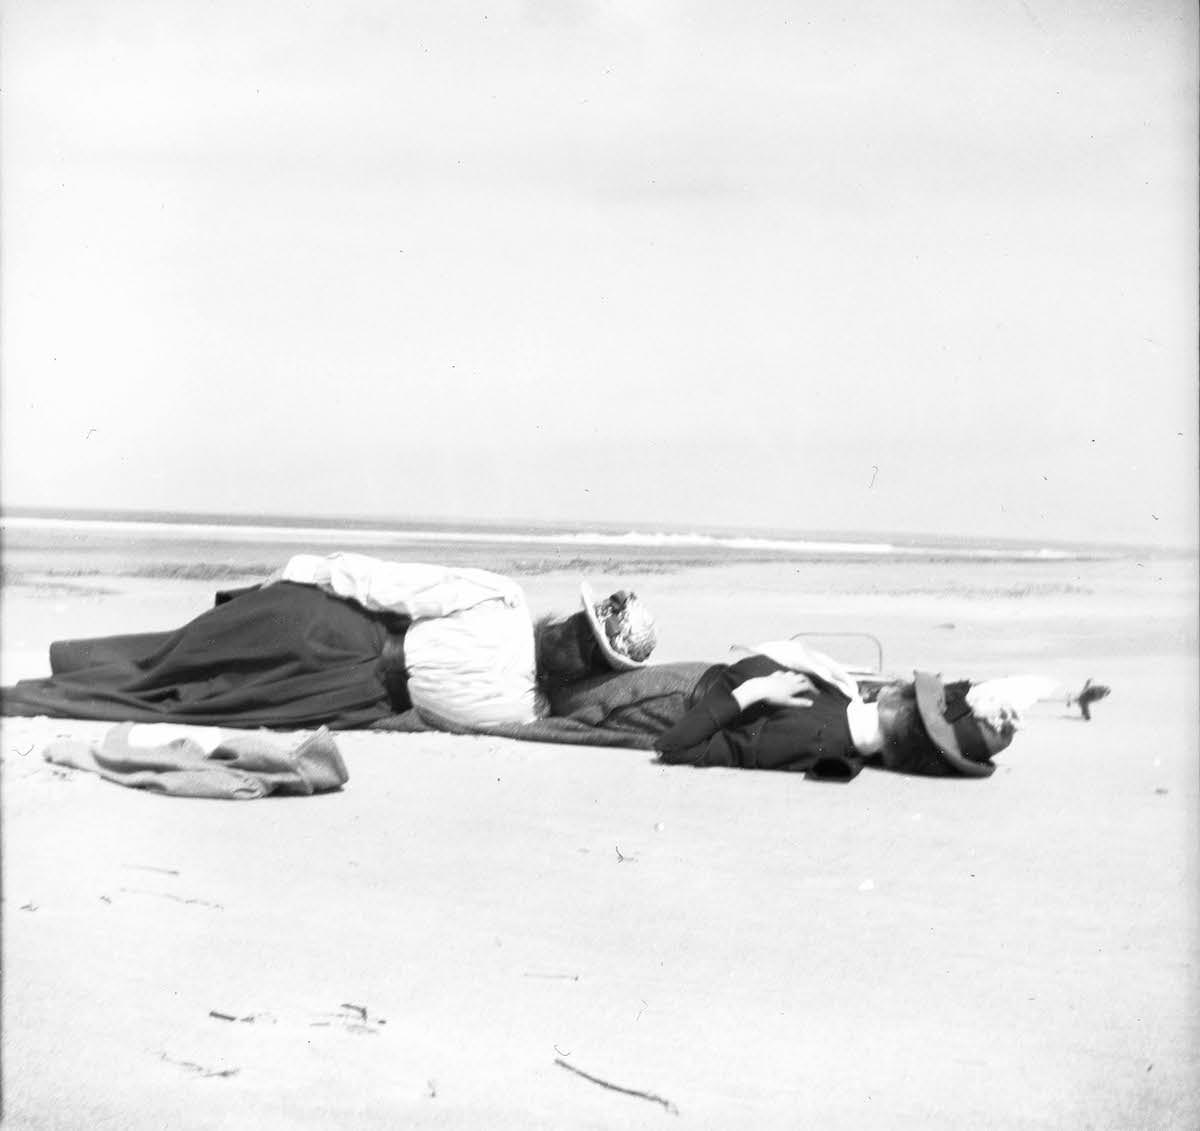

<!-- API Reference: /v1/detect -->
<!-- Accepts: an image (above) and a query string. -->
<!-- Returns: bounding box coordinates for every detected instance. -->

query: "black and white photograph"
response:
[2,1,1197,1127]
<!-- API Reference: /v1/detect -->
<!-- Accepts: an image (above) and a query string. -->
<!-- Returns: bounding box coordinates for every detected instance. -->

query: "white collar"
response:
[845,697,883,755]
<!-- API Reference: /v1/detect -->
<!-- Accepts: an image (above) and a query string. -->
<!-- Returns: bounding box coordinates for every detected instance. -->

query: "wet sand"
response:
[3,555,1197,1129]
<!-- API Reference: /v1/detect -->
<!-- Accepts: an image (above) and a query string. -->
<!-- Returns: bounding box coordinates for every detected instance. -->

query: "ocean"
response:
[0,510,1141,589]
[2,512,1194,677]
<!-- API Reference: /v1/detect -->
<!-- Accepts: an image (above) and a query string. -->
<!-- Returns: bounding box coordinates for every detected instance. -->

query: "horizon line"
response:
[1,502,1191,556]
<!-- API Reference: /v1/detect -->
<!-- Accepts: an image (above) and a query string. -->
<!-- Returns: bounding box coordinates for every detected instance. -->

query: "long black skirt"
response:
[1,582,410,730]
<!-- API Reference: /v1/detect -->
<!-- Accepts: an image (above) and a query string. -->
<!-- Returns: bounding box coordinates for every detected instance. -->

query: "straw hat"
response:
[913,671,1013,778]
[580,583,658,671]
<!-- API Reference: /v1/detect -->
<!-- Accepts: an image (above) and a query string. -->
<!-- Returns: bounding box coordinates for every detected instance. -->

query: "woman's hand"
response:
[732,671,815,712]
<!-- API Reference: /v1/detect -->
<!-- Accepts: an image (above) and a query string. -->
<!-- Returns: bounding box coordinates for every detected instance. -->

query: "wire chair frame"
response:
[789,631,885,675]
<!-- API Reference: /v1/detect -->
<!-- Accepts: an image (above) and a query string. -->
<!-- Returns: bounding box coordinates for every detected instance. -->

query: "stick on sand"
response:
[554,1057,679,1115]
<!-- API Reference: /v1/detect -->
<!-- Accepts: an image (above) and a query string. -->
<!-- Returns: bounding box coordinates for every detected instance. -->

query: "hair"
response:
[874,680,952,777]
[533,612,605,688]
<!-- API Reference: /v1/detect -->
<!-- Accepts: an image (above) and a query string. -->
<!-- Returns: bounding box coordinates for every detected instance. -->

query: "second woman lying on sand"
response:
[536,638,1057,782]
[0,552,656,731]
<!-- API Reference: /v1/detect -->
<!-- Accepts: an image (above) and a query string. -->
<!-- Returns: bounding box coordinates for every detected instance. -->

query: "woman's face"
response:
[873,681,949,775]
[535,613,602,685]
[874,682,912,740]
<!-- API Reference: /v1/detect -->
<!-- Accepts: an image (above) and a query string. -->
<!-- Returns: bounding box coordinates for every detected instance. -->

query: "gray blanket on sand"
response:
[43,723,349,800]
[370,709,659,749]
[370,663,715,751]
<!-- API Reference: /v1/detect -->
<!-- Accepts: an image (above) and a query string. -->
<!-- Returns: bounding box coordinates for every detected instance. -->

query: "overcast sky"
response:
[2,0,1196,546]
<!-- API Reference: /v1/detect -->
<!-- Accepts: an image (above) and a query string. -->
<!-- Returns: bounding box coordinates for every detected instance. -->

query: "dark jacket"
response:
[655,655,864,781]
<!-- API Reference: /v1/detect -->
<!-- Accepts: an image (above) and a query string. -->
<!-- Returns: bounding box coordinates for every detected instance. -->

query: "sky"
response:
[1,0,1196,547]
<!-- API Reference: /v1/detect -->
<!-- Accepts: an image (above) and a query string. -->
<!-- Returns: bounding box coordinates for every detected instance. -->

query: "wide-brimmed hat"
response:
[914,671,1013,778]
[580,582,658,671]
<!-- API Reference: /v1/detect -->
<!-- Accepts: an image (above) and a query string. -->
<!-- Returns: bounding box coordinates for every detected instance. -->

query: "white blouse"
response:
[275,552,546,728]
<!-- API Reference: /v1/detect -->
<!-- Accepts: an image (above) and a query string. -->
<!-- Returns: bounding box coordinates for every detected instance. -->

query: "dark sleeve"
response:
[654,684,741,766]
[653,656,785,766]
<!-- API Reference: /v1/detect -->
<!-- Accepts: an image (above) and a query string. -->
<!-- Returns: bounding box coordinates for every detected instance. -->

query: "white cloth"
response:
[275,553,546,728]
[732,639,862,701]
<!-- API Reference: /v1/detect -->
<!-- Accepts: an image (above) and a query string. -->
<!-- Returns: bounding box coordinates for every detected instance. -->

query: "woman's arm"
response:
[273,554,525,619]
[655,669,814,765]
[731,671,815,712]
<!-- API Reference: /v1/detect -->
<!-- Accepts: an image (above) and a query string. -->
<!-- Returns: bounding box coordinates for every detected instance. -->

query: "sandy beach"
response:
[3,550,1197,1129]
[4,0,1195,1124]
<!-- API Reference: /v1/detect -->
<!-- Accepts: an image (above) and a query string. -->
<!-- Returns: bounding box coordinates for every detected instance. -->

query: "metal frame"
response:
[789,631,884,674]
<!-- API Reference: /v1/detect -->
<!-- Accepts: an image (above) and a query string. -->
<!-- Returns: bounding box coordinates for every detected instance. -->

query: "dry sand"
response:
[2,556,1197,1129]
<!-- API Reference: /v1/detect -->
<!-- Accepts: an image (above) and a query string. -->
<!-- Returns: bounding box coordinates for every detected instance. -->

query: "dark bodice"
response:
[655,654,862,780]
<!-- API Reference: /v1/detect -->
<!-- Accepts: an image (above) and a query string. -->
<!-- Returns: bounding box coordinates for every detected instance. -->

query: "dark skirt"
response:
[1,582,410,730]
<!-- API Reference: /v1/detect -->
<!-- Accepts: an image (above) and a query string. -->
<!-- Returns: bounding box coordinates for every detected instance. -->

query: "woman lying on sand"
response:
[0,553,657,731]
[535,639,1052,781]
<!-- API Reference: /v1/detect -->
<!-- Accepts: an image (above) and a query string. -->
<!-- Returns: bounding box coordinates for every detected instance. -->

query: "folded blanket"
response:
[43,723,349,800]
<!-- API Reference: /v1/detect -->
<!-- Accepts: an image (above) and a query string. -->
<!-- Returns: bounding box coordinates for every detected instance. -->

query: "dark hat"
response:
[580,583,657,671]
[913,671,1013,778]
